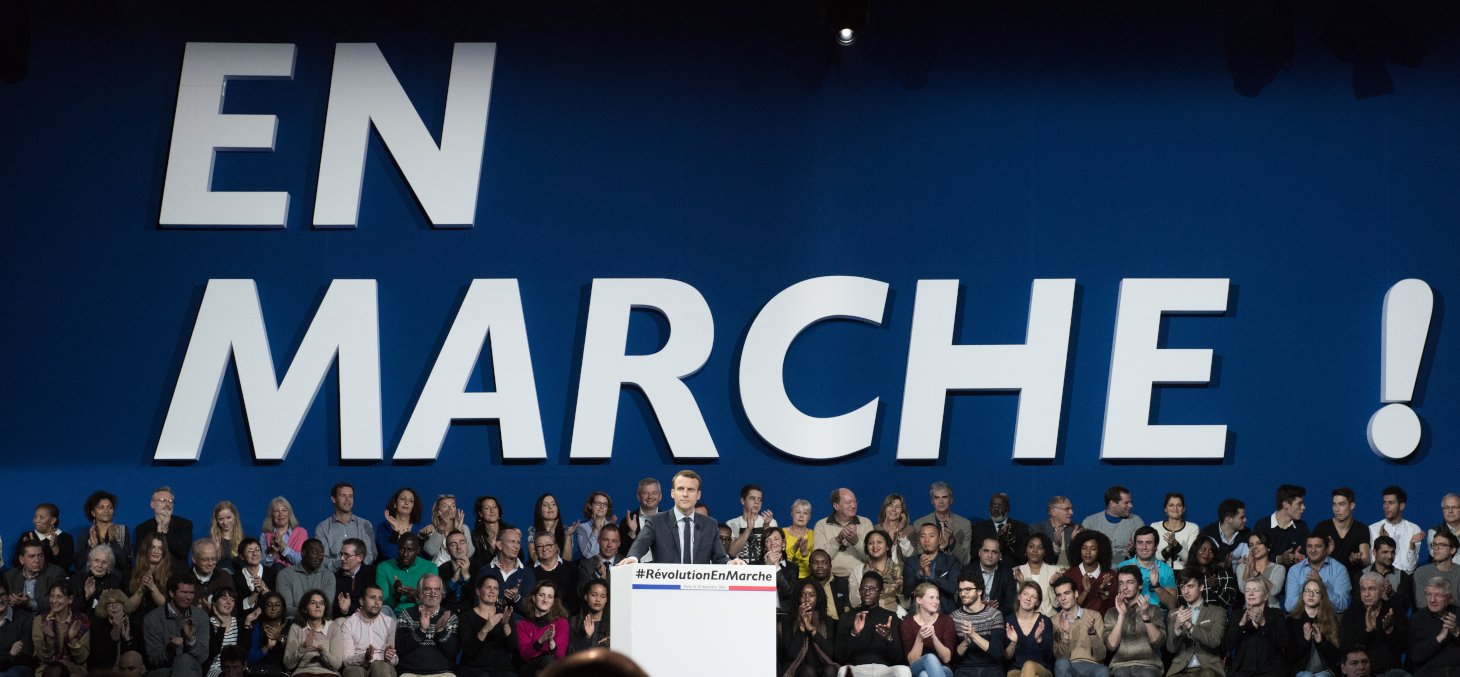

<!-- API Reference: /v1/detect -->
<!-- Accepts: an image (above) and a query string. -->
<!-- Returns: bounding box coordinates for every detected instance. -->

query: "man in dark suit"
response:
[969,493,1031,566]
[616,478,662,560]
[134,487,194,566]
[904,523,961,614]
[971,537,1017,612]
[618,470,746,566]
[577,524,621,599]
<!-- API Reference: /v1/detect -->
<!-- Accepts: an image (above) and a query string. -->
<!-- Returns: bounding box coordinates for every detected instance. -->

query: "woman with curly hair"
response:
[1068,531,1117,615]
[33,581,89,677]
[74,492,129,573]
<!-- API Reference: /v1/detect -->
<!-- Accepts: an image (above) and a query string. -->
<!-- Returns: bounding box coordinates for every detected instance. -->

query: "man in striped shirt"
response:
[950,571,1005,675]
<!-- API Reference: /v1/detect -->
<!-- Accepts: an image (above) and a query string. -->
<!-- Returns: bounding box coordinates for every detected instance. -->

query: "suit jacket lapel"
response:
[668,512,683,562]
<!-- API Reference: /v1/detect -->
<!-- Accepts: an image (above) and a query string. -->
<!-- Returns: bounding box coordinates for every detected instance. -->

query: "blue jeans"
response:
[1055,659,1109,677]
[910,654,952,677]
[1294,672,1333,677]
[0,667,36,677]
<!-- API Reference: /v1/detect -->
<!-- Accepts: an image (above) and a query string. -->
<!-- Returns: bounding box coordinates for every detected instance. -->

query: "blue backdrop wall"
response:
[1,0,1456,556]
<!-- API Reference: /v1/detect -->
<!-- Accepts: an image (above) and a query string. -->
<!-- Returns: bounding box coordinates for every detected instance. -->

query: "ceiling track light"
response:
[825,0,868,47]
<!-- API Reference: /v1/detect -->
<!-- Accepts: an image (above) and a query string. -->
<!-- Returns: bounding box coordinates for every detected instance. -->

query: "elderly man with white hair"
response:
[1408,576,1460,675]
[394,574,459,677]
[1340,571,1409,677]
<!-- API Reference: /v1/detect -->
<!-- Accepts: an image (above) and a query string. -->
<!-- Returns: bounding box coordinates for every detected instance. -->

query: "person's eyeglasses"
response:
[536,545,556,551]
[196,557,219,564]
[859,586,881,593]
[420,589,442,596]
[1303,590,1322,596]
[153,499,174,504]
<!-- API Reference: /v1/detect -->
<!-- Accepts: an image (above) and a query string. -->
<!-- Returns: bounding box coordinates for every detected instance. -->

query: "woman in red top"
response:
[901,583,955,677]
[1069,531,1118,615]
[514,580,569,677]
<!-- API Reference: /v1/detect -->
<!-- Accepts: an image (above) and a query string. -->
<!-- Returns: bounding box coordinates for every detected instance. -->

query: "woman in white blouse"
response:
[1233,531,1286,607]
[1156,493,1200,570]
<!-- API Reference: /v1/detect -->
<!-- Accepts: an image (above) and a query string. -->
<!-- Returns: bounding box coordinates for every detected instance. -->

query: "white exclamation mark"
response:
[1367,278,1434,459]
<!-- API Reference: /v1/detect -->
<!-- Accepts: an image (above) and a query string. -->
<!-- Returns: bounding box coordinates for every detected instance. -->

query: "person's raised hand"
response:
[1238,608,1250,627]
[1149,565,1160,588]
[795,537,810,558]
[1382,608,1395,632]
[1312,625,1323,644]
[42,620,56,639]
[182,617,196,640]
[760,510,774,526]
[1133,594,1150,615]
[1125,538,1136,558]
[1306,570,1321,583]
[435,609,452,631]
[853,610,867,635]
[384,645,397,662]
[1033,617,1045,642]
[920,553,935,575]
[246,608,262,626]
[541,623,555,642]
[875,617,895,641]
[365,645,376,662]
[583,615,595,638]
[1303,622,1313,641]
[1056,611,1070,633]
[1004,623,1016,643]
[987,599,1000,610]
[1013,568,1025,583]
[9,641,22,657]
[1411,532,1425,548]
[337,592,352,616]
[625,512,639,536]
[918,623,934,640]
[595,558,607,577]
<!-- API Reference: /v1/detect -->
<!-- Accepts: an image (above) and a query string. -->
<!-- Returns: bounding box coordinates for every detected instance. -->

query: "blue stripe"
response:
[631,584,681,590]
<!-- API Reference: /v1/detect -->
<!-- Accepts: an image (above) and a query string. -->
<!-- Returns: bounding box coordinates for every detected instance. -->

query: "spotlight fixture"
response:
[825,0,868,48]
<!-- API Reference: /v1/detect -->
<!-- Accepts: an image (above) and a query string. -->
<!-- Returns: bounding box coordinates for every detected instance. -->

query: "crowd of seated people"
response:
[2,480,1459,677]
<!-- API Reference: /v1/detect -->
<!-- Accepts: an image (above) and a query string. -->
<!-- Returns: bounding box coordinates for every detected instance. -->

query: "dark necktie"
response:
[682,517,693,564]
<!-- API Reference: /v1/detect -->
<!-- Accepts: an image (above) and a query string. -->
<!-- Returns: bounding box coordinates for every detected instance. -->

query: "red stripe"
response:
[728,585,777,591]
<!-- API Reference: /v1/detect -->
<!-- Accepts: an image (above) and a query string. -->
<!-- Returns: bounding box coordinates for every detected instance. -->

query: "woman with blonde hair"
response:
[421,494,472,565]
[785,500,815,578]
[878,494,917,558]
[124,532,171,616]
[261,497,308,569]
[210,501,246,567]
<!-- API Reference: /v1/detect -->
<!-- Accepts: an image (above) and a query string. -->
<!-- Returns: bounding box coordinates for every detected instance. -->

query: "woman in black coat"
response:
[1283,579,1340,677]
[781,580,837,677]
[1224,579,1288,677]
[89,590,144,672]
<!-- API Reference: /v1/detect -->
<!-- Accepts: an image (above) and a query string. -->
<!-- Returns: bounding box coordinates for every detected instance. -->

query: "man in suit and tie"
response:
[578,524,622,598]
[618,470,746,566]
[1165,569,1227,677]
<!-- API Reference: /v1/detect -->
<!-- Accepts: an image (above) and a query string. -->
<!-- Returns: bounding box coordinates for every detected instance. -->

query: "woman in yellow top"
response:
[33,582,90,677]
[784,499,815,578]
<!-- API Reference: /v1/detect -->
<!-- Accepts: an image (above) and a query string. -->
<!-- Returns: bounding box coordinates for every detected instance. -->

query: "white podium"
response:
[612,563,778,677]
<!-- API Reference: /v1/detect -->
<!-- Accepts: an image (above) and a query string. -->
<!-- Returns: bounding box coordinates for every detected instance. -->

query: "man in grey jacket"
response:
[143,579,209,677]
[277,539,336,618]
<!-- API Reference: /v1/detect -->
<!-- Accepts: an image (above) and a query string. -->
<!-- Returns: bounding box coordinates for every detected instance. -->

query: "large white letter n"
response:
[154,279,383,461]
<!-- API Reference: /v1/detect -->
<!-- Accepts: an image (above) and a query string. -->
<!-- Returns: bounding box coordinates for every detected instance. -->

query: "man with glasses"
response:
[135,487,193,566]
[278,539,337,618]
[833,571,909,677]
[376,534,436,614]
[1409,578,1460,675]
[1033,496,1080,569]
[183,539,230,612]
[336,538,373,617]
[394,575,459,677]
[531,532,578,614]
[1430,495,1460,566]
